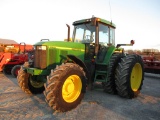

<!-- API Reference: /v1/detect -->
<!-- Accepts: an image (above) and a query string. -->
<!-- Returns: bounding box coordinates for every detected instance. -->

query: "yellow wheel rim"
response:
[29,76,44,88]
[62,75,82,103]
[131,63,142,91]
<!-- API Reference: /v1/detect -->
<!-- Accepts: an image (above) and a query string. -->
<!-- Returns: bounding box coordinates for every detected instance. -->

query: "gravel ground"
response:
[0,73,160,120]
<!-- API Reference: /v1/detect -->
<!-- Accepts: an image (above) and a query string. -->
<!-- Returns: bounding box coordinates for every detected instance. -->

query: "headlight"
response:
[37,46,46,50]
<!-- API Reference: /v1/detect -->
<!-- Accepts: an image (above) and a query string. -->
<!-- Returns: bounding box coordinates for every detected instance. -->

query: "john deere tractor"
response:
[17,16,144,112]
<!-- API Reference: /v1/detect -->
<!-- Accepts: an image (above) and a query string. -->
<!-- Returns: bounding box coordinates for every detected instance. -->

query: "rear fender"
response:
[101,46,124,65]
[100,46,116,64]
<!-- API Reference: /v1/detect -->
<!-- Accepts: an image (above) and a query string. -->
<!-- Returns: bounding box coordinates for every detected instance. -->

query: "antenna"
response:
[109,0,112,23]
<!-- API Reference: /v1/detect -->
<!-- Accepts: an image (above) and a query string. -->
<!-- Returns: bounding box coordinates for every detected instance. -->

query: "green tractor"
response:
[17,16,144,112]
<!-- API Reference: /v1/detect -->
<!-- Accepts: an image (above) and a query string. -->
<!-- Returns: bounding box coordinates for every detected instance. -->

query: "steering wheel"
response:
[85,35,90,40]
[84,35,94,43]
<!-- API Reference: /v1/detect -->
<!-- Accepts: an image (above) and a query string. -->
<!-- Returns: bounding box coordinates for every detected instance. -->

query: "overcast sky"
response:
[0,0,160,50]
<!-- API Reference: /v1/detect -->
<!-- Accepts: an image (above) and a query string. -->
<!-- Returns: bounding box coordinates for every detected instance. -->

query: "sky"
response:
[0,0,160,50]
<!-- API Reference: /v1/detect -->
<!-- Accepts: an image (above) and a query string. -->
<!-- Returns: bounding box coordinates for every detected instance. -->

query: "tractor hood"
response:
[34,41,85,52]
[27,41,86,76]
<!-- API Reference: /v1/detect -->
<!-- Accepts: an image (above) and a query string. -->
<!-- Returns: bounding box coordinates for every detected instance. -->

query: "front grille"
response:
[34,50,47,69]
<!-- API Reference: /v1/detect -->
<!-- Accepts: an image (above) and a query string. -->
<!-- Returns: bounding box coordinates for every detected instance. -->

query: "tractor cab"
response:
[72,17,115,52]
[72,17,115,45]
[72,17,116,64]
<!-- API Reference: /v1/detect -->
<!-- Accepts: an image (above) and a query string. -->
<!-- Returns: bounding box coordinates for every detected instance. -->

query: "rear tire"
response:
[44,63,87,112]
[115,54,144,98]
[103,53,124,94]
[11,65,21,77]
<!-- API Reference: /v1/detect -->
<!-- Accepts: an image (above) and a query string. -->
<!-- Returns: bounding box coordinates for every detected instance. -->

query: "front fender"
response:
[67,55,90,85]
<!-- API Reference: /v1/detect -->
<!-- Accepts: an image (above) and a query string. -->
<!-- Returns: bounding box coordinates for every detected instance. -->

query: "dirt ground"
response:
[0,73,160,120]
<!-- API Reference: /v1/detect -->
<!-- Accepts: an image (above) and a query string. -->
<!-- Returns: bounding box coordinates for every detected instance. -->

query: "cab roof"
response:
[73,17,116,28]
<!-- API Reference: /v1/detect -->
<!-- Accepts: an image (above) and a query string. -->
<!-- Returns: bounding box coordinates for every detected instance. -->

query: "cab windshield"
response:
[99,23,115,46]
[73,22,115,46]
[73,23,95,43]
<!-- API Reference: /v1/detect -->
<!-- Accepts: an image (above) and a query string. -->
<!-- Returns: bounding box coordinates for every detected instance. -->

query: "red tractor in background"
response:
[141,49,160,74]
[125,48,160,74]
[0,39,33,77]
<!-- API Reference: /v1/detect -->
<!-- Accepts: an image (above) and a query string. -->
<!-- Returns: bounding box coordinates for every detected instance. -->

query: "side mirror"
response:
[116,40,135,48]
[130,40,135,45]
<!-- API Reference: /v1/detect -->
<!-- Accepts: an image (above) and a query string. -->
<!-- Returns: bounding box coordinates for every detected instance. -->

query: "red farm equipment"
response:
[0,39,33,77]
[140,49,160,74]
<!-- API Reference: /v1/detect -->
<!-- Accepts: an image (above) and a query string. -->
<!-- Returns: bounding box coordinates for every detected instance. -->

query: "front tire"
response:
[17,62,44,94]
[115,54,144,98]
[44,63,87,112]
[28,75,45,94]
[17,66,32,94]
